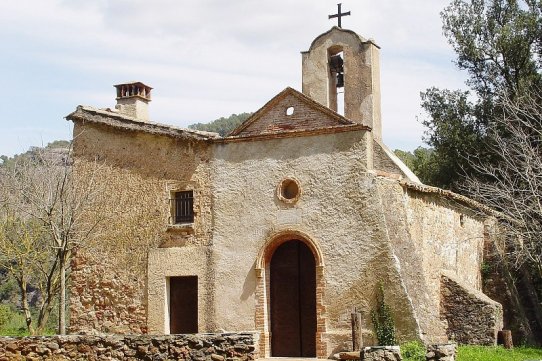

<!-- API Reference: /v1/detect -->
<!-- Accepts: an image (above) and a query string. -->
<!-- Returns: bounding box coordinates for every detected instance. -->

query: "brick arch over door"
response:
[254,230,327,358]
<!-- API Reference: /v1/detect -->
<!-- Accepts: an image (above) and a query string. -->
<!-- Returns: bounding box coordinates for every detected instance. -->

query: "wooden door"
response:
[270,240,316,357]
[169,276,198,334]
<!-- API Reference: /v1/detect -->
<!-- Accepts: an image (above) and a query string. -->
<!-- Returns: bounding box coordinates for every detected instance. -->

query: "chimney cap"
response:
[113,81,153,89]
[114,81,152,101]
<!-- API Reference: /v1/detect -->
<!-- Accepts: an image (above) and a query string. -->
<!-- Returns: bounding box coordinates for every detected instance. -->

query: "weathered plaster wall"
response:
[372,141,403,176]
[371,140,421,183]
[147,247,216,334]
[302,27,381,138]
[70,122,213,334]
[376,178,487,343]
[69,118,496,353]
[210,130,419,357]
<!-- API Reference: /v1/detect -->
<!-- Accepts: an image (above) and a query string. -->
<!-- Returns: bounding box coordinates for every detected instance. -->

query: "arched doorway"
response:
[270,240,316,357]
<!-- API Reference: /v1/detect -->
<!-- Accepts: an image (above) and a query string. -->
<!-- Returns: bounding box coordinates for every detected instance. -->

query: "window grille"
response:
[174,190,194,223]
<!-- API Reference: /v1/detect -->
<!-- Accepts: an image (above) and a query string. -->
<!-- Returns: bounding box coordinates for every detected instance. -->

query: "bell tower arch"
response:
[301,27,382,140]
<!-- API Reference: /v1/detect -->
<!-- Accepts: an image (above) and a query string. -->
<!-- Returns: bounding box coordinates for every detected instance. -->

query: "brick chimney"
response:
[114,81,152,121]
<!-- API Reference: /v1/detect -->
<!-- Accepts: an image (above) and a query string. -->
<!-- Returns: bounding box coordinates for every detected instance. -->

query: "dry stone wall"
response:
[0,333,257,361]
[362,346,402,361]
[425,344,456,361]
[440,272,503,345]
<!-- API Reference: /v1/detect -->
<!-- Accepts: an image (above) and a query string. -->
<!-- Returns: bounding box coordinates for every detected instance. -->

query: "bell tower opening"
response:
[301,27,382,139]
[328,47,345,115]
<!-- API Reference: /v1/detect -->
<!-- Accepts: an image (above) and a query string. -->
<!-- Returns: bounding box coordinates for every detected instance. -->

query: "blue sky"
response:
[0,0,468,157]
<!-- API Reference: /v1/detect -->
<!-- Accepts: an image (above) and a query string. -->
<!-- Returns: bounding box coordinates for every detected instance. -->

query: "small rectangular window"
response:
[174,190,194,224]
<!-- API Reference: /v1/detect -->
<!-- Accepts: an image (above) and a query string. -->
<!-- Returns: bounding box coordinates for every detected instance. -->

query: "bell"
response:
[330,55,344,73]
[336,73,344,88]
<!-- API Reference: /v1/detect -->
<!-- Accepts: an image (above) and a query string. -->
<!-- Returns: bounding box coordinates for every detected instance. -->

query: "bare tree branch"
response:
[0,145,105,334]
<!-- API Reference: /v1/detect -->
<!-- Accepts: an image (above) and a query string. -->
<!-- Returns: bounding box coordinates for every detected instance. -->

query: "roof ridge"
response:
[66,106,221,140]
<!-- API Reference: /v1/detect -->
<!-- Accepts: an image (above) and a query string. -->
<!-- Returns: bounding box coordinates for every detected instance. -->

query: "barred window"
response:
[174,190,194,224]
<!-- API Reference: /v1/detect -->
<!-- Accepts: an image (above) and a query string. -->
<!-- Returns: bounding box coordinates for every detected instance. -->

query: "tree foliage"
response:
[394,147,444,186]
[188,113,252,136]
[0,213,54,335]
[421,0,542,189]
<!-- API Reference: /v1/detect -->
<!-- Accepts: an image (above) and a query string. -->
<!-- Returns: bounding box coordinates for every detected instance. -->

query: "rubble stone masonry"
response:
[0,333,257,361]
[440,271,503,345]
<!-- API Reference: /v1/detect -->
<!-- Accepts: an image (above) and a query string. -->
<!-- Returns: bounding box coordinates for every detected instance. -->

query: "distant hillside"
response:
[189,113,252,136]
[1,140,70,168]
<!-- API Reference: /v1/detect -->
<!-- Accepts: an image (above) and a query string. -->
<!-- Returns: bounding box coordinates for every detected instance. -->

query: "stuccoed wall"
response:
[0,333,258,361]
[372,141,404,176]
[210,130,420,356]
[69,120,495,352]
[147,247,217,334]
[376,178,487,344]
[301,27,382,137]
[70,122,213,334]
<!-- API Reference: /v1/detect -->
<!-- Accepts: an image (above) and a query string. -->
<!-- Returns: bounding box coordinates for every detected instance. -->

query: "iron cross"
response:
[328,3,351,28]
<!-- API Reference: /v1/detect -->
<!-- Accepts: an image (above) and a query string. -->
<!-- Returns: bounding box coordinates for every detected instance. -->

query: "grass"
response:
[401,341,425,361]
[0,304,58,336]
[0,308,30,336]
[401,341,542,361]
[457,345,542,361]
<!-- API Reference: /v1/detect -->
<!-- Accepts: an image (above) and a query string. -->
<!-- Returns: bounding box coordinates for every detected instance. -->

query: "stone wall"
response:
[337,345,456,361]
[362,346,401,361]
[0,333,257,361]
[440,271,503,345]
[426,344,456,361]
[69,122,213,334]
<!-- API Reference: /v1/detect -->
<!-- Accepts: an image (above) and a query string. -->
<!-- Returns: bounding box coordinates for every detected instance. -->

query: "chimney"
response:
[114,81,152,121]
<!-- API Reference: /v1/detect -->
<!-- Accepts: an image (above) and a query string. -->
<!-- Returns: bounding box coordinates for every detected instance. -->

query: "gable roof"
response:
[228,87,367,137]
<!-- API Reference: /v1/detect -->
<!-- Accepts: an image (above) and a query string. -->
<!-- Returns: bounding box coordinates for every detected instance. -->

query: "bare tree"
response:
[0,146,104,334]
[463,92,542,277]
[0,212,56,334]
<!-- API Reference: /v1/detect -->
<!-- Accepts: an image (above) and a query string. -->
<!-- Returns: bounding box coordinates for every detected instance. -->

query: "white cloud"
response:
[0,0,466,156]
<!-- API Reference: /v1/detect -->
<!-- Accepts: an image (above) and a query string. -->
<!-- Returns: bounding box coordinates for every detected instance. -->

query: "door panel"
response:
[270,240,316,357]
[169,276,198,334]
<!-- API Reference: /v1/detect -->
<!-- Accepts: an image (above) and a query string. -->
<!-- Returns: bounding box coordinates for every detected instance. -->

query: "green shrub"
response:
[401,341,425,361]
[0,304,11,327]
[480,262,492,278]
[371,284,397,345]
[0,305,28,336]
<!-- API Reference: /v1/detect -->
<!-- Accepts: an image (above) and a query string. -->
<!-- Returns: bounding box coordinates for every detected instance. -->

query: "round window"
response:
[277,178,301,203]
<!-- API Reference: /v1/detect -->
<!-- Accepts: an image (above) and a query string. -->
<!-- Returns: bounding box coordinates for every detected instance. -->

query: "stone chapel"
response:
[66,27,503,358]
